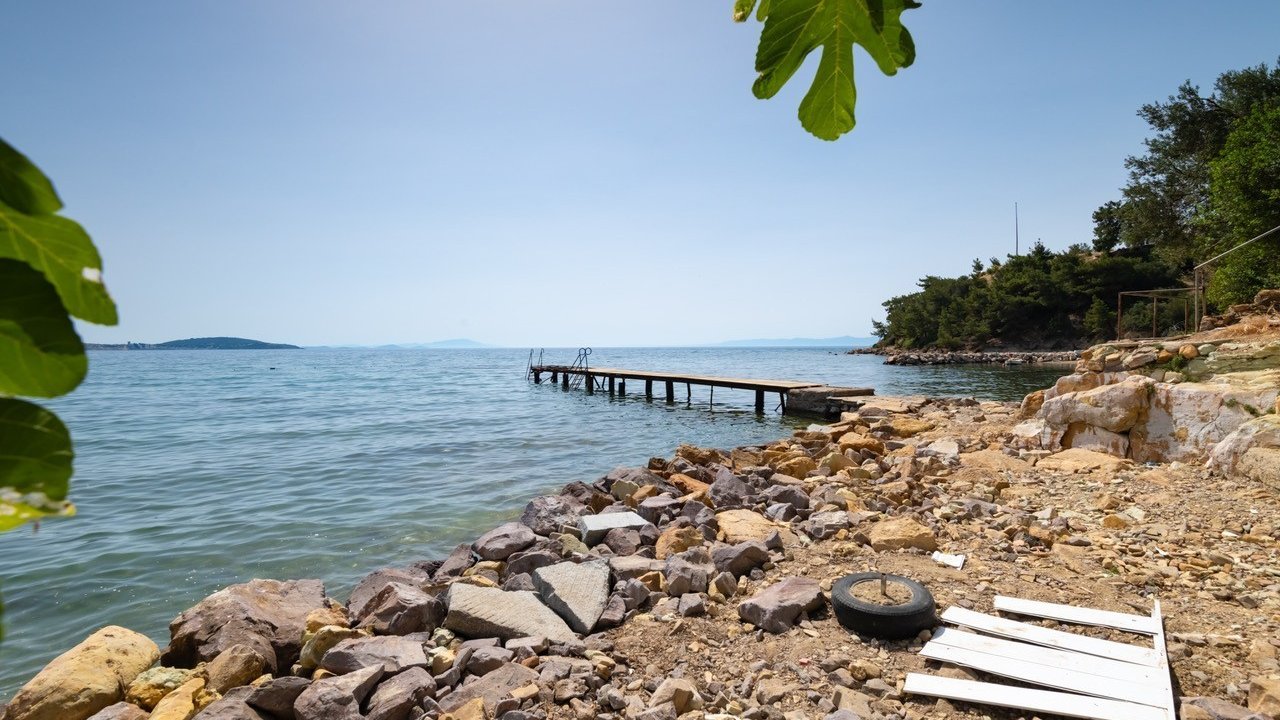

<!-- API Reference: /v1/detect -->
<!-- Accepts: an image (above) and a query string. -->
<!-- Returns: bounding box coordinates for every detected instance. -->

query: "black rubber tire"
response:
[831,572,936,639]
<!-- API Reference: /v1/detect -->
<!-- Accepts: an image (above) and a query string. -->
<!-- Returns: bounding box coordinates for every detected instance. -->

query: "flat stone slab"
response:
[532,561,610,634]
[444,584,576,642]
[579,511,649,545]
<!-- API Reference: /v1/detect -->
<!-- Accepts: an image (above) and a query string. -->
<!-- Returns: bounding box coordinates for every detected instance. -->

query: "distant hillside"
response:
[381,339,494,349]
[85,337,301,350]
[715,336,875,348]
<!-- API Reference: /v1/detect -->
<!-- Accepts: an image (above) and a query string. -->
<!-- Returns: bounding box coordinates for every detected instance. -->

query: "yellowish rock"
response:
[867,517,937,551]
[889,417,935,438]
[774,456,817,478]
[1179,343,1199,360]
[838,434,885,455]
[201,644,267,694]
[1249,676,1280,716]
[668,473,710,495]
[4,625,160,720]
[298,625,365,670]
[442,697,489,720]
[125,667,195,710]
[655,525,704,560]
[715,509,795,545]
[1036,448,1132,473]
[304,604,349,632]
[148,677,204,720]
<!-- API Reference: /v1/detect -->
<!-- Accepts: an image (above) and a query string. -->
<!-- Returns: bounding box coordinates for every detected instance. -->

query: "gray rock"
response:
[677,594,707,617]
[595,594,628,629]
[532,561,611,635]
[601,528,643,556]
[708,474,753,508]
[560,481,613,513]
[466,645,516,675]
[434,543,475,579]
[293,665,382,720]
[501,572,536,592]
[763,485,809,509]
[1179,696,1270,720]
[521,495,587,536]
[505,549,559,577]
[711,541,770,577]
[823,711,866,720]
[365,667,435,720]
[579,511,649,545]
[473,522,538,561]
[637,496,682,525]
[616,578,651,611]
[163,578,326,673]
[87,703,151,720]
[191,687,263,720]
[347,566,432,618]
[319,636,429,675]
[800,511,852,541]
[504,636,550,654]
[356,582,446,635]
[664,548,713,596]
[246,676,310,719]
[436,662,540,714]
[608,555,663,580]
[711,570,738,598]
[444,584,576,642]
[738,577,825,633]
[765,502,797,522]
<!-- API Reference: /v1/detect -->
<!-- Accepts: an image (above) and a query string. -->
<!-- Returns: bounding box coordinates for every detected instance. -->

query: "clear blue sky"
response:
[6,2,1278,347]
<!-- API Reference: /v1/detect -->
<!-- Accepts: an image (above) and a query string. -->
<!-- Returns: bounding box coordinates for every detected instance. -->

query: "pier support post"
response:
[551,371,558,384]
[619,379,626,395]
[645,380,653,401]
[686,384,691,403]
[755,389,765,414]
[608,376,615,396]
[585,373,593,395]
[533,371,541,384]
[665,380,674,403]
[562,373,569,389]
[779,392,787,414]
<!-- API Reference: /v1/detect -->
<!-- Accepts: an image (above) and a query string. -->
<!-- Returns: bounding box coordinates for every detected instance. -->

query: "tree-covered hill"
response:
[874,59,1280,351]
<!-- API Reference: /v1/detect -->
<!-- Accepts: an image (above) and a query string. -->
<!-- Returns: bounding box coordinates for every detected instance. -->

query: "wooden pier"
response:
[529,364,870,415]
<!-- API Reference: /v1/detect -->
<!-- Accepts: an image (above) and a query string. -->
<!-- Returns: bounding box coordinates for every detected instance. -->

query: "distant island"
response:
[714,335,875,348]
[85,337,301,350]
[375,339,494,349]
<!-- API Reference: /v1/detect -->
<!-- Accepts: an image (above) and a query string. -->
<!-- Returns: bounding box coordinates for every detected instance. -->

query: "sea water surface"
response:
[0,347,1065,695]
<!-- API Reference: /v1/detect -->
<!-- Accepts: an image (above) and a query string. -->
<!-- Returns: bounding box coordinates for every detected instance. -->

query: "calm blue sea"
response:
[0,347,1064,696]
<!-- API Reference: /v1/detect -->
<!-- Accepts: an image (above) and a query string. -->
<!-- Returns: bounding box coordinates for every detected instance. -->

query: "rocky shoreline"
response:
[849,348,1081,366]
[5,306,1280,720]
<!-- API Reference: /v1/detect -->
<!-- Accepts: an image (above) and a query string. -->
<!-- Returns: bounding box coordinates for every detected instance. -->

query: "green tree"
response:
[0,138,117,640]
[1095,60,1280,268]
[1083,297,1115,340]
[1203,104,1280,307]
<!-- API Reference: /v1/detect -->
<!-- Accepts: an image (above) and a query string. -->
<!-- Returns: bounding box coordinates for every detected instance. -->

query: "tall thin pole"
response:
[1014,202,1020,256]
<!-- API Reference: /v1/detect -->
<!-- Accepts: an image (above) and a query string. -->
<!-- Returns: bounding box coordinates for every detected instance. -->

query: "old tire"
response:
[831,572,936,639]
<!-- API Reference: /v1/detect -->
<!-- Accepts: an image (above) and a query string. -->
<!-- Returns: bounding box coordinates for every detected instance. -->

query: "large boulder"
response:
[5,626,159,720]
[354,582,445,636]
[443,584,576,642]
[1131,372,1279,462]
[1041,376,1153,433]
[531,561,610,635]
[520,495,587,536]
[346,566,432,619]
[579,511,650,545]
[365,667,435,720]
[319,636,429,675]
[86,704,151,720]
[472,522,537,561]
[1208,414,1280,476]
[163,579,326,673]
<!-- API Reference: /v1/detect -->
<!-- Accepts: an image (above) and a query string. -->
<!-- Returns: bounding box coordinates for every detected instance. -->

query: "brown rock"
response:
[889,417,935,438]
[774,456,817,478]
[202,645,267,694]
[5,626,160,720]
[163,579,326,674]
[838,433,885,455]
[437,662,539,715]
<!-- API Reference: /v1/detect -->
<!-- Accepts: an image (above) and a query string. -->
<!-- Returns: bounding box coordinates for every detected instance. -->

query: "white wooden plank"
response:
[904,673,1170,720]
[1151,600,1178,720]
[929,627,1167,687]
[994,595,1159,635]
[942,606,1160,666]
[920,641,1169,707]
